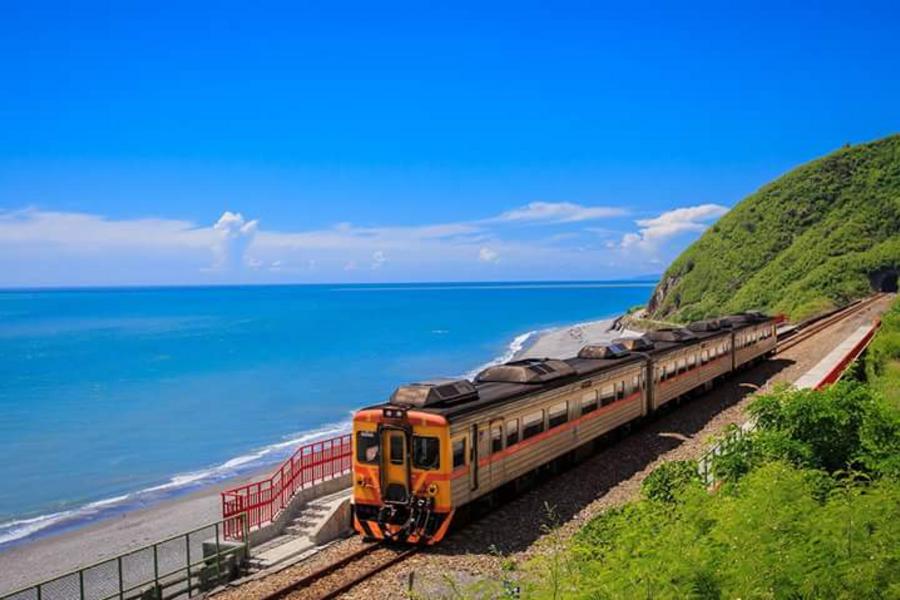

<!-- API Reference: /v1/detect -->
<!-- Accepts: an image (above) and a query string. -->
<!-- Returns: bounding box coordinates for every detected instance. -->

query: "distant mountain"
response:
[648,134,900,322]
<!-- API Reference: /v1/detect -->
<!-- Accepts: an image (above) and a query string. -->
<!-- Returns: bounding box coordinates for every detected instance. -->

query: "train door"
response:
[469,424,479,491]
[642,361,653,415]
[381,428,409,503]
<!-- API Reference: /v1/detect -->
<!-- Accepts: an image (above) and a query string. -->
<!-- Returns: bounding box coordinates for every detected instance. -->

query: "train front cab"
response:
[351,407,455,544]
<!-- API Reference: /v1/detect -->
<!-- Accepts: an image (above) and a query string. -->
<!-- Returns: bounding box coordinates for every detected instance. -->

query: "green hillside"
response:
[647,134,900,322]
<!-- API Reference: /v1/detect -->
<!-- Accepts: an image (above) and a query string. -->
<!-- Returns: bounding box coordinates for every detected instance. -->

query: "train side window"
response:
[701,350,709,364]
[687,354,696,369]
[412,436,440,470]
[522,410,544,439]
[676,358,685,374]
[631,375,640,394]
[666,362,676,378]
[581,391,598,414]
[548,401,568,428]
[491,425,503,454]
[616,381,625,400]
[600,384,615,406]
[506,418,520,446]
[356,431,380,464]
[452,438,466,469]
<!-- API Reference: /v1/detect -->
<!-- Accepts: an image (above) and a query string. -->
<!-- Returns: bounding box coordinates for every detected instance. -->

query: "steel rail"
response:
[256,542,418,600]
[775,293,884,354]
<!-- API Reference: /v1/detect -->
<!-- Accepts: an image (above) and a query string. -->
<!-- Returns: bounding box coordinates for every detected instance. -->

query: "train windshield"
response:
[356,431,380,464]
[412,436,440,470]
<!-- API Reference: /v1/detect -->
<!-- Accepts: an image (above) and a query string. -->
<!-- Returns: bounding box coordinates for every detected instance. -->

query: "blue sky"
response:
[0,1,898,286]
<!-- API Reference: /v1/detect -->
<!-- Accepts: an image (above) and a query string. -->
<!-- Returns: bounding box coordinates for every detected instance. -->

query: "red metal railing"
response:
[221,433,352,539]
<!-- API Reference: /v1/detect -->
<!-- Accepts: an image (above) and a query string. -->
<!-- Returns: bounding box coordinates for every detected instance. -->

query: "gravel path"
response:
[212,296,890,600]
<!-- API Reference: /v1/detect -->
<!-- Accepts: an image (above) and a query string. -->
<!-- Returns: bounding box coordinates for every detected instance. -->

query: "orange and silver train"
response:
[351,313,776,544]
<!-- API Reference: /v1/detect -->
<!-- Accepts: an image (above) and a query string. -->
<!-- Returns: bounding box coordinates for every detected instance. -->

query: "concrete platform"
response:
[794,323,878,389]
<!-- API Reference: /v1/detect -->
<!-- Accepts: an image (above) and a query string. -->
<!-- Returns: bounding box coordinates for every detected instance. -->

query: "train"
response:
[350,312,777,544]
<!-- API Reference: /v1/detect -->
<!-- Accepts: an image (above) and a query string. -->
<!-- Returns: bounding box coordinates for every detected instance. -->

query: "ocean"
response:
[0,281,652,546]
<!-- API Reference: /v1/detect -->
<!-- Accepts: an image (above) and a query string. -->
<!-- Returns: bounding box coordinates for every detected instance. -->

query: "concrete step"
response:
[249,535,316,571]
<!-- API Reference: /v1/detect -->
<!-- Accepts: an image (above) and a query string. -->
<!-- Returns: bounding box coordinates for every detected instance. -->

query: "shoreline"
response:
[0,312,633,592]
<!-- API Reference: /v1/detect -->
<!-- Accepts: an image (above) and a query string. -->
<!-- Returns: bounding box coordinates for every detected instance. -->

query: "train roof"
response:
[364,313,774,421]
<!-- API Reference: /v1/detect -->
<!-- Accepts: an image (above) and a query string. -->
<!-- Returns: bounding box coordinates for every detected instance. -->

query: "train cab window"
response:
[356,431,380,464]
[452,438,466,469]
[522,410,544,439]
[548,401,568,428]
[491,425,503,454]
[412,436,440,470]
[581,391,598,414]
[506,419,520,447]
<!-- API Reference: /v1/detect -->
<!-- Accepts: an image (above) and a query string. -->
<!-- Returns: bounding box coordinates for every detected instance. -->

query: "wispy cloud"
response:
[490,201,627,224]
[619,203,728,249]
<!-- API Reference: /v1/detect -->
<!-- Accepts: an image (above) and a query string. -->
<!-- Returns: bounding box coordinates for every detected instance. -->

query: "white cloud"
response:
[491,201,627,224]
[620,203,728,249]
[212,211,258,270]
[479,247,500,263]
[0,199,657,286]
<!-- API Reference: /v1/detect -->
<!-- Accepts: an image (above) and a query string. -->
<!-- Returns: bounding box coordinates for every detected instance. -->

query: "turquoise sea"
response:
[0,281,653,546]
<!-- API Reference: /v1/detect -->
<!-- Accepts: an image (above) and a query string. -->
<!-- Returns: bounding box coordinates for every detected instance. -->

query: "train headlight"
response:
[427,483,439,496]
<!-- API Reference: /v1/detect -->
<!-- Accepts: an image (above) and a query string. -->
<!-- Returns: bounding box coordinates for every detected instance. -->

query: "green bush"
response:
[526,463,900,599]
[641,460,702,503]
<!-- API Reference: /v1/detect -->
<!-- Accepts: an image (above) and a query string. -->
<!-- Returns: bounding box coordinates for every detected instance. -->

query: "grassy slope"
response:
[866,296,900,407]
[648,134,900,322]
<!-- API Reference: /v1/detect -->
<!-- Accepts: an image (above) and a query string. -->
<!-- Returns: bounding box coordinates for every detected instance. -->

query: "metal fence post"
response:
[185,534,192,597]
[153,543,159,590]
[79,570,85,600]
[118,555,124,599]
[215,523,222,583]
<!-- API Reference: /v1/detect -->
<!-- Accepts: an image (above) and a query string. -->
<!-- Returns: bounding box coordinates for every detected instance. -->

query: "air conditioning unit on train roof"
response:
[645,328,698,343]
[475,358,576,384]
[614,336,654,351]
[719,312,766,327]
[687,318,722,332]
[578,343,630,359]
[390,379,478,408]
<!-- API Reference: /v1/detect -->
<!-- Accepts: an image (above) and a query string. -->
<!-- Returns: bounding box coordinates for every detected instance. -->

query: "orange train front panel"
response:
[351,407,455,543]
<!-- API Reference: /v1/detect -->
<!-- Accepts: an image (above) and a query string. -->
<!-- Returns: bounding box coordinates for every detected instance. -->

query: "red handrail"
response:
[220,433,352,539]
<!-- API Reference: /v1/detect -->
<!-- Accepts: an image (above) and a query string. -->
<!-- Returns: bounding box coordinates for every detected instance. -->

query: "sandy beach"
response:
[517,316,641,360]
[0,313,634,594]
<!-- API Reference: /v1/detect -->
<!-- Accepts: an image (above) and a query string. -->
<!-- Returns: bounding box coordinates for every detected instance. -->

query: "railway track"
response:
[776,293,884,354]
[257,542,418,600]
[245,294,885,600]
